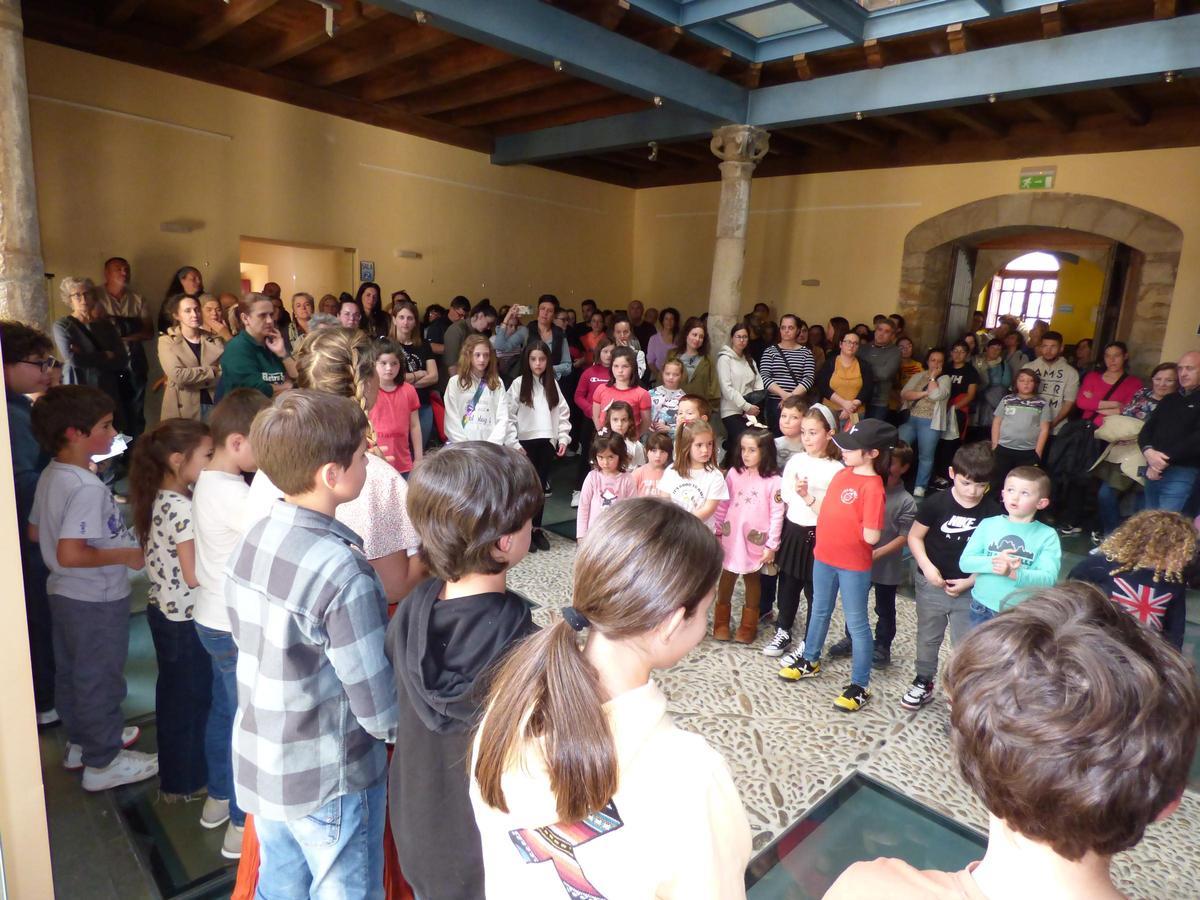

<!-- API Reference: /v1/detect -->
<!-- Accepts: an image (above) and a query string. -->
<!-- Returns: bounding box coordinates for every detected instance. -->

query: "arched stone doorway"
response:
[897,193,1182,373]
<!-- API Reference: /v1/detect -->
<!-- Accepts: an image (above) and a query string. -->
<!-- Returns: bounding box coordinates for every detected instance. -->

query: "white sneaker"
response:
[37,708,60,727]
[200,796,231,829]
[570,490,581,508]
[762,628,791,658]
[779,642,807,669]
[63,725,141,771]
[914,486,926,498]
[221,822,245,860]
[82,749,158,791]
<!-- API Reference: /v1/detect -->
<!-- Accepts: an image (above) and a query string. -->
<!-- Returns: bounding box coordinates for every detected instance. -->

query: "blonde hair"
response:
[457,333,500,391]
[1097,510,1198,584]
[294,327,376,442]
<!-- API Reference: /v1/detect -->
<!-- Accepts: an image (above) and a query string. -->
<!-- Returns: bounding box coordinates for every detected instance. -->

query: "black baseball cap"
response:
[833,418,898,453]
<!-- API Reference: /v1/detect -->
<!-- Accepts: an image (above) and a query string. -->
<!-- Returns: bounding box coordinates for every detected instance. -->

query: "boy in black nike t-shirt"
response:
[901,443,1000,711]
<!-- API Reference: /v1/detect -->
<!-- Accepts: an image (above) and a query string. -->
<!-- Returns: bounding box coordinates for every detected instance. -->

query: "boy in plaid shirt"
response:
[225,390,397,897]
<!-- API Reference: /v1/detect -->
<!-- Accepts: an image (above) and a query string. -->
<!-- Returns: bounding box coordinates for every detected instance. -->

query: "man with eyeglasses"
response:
[2,320,60,727]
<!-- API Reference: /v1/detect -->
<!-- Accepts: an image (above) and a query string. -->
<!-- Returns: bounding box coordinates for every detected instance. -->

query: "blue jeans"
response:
[898,416,942,489]
[416,404,433,450]
[968,600,997,629]
[1143,465,1199,514]
[146,606,211,795]
[195,623,245,827]
[804,560,873,688]
[866,405,890,421]
[256,778,386,900]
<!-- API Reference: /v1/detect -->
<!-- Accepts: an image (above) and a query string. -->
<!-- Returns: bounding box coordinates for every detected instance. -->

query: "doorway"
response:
[239,237,356,303]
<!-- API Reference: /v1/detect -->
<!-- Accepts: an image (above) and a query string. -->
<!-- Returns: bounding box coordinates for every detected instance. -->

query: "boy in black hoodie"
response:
[387,441,542,899]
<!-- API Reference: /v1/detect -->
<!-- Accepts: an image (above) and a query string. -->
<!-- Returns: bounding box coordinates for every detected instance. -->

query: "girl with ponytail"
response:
[245,327,419,602]
[128,417,214,799]
[470,497,752,899]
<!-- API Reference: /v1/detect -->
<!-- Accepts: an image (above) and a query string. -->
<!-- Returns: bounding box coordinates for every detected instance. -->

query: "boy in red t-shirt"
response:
[781,418,894,712]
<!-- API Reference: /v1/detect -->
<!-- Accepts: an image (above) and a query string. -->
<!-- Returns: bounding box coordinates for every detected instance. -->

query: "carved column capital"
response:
[709,124,770,166]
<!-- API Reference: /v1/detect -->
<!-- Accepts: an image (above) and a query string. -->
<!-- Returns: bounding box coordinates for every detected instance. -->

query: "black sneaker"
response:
[900,676,934,710]
[532,530,551,552]
[872,645,891,668]
[833,683,871,712]
[828,637,853,659]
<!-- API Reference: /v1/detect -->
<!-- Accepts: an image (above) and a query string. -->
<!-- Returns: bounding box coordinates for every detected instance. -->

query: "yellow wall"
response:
[631,147,1200,363]
[24,40,634,325]
[239,239,355,304]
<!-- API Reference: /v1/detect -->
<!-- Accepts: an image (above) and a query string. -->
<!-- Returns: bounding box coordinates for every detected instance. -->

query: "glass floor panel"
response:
[110,721,237,899]
[746,774,986,899]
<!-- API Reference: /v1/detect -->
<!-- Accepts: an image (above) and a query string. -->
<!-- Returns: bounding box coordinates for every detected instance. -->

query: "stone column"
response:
[706,124,769,357]
[0,0,48,326]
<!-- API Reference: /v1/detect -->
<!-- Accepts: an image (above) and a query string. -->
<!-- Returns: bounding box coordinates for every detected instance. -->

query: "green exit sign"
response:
[1019,167,1057,190]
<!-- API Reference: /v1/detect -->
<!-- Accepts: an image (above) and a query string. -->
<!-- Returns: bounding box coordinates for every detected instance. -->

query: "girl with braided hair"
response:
[246,327,420,604]
[1069,509,1196,650]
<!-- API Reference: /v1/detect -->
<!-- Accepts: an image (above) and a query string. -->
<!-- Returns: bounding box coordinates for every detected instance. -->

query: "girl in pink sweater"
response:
[576,430,635,539]
[712,427,785,643]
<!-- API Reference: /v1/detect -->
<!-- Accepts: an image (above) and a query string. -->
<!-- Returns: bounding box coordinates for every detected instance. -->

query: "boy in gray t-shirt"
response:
[29,386,155,792]
[990,369,1051,492]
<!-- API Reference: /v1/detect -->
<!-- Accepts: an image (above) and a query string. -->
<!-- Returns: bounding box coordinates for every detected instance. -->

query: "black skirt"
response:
[776,519,816,581]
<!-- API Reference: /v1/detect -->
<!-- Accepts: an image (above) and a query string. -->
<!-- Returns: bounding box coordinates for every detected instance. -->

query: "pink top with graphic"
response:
[712,468,785,574]
[576,470,636,539]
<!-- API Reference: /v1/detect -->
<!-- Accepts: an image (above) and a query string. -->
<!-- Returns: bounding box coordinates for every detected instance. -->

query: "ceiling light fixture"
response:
[854,111,863,120]
[413,9,427,25]
[648,141,658,161]
[552,59,563,72]
[988,93,997,103]
[1164,71,1176,83]
[653,96,663,107]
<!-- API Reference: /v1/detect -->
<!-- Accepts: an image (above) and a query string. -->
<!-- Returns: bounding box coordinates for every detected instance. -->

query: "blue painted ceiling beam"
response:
[790,0,866,42]
[627,0,1084,62]
[749,15,1200,127]
[367,0,747,121]
[493,16,1200,165]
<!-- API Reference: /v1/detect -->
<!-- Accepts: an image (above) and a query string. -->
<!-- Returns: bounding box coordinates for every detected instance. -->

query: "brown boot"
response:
[713,600,732,641]
[734,602,760,644]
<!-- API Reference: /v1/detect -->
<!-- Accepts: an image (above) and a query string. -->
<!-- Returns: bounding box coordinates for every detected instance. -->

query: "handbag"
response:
[742,355,768,408]
[1048,374,1127,477]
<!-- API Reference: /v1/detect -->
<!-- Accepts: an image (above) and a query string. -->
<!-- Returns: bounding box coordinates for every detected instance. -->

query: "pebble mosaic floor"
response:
[507,532,1200,900]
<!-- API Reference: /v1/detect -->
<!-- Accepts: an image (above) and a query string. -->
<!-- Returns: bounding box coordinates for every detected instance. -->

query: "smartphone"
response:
[514,304,531,316]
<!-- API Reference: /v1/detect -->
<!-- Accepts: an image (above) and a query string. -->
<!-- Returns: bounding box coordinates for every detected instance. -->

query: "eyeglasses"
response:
[18,358,58,372]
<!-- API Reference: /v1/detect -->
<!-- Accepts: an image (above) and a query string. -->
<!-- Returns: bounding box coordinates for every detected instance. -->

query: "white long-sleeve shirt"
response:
[507,376,572,447]
[444,375,510,445]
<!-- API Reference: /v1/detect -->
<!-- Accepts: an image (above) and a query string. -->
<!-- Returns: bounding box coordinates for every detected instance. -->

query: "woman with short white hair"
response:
[52,276,132,431]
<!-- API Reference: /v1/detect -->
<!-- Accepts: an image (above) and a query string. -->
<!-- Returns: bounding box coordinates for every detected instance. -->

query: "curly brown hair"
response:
[1097,509,1197,584]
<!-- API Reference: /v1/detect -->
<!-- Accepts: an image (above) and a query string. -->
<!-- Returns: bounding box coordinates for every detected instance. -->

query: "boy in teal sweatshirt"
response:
[960,465,1061,627]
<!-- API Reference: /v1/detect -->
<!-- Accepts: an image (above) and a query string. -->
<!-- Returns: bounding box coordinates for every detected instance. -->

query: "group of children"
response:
[11,300,1200,899]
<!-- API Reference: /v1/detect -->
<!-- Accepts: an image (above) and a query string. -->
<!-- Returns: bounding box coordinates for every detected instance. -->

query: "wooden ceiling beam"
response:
[682,45,732,76]
[307,23,459,87]
[603,149,660,171]
[642,25,684,54]
[1154,0,1178,18]
[1040,3,1069,39]
[863,38,885,69]
[824,120,888,147]
[360,44,515,103]
[742,63,764,89]
[491,95,649,135]
[404,64,568,116]
[102,0,146,26]
[22,3,492,154]
[943,106,1005,138]
[538,157,639,189]
[764,132,808,157]
[946,22,976,55]
[1022,96,1075,131]
[184,0,281,52]
[250,2,389,71]
[659,141,712,163]
[439,82,614,128]
[779,128,843,152]
[1101,87,1150,125]
[876,114,943,143]
[792,53,814,81]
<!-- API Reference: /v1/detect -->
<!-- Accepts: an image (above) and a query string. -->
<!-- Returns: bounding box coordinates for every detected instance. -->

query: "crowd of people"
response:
[5,263,1200,899]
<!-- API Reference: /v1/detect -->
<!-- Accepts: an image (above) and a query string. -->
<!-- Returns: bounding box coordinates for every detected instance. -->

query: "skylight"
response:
[726,4,822,39]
